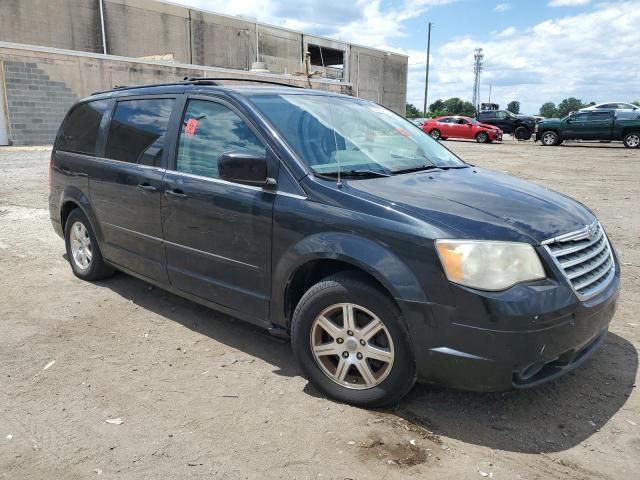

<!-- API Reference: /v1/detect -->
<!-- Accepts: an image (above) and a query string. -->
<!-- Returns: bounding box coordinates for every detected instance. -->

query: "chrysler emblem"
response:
[586,222,598,240]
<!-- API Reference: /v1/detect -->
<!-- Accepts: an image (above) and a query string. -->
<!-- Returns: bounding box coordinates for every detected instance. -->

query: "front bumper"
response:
[488,130,503,141]
[398,254,620,392]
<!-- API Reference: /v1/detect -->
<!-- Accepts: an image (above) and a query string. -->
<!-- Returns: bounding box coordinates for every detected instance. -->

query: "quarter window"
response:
[104,98,174,165]
[176,100,265,179]
[57,100,109,155]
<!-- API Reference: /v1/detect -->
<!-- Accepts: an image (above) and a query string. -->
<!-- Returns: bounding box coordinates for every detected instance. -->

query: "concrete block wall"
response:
[0,44,346,146]
[2,61,78,146]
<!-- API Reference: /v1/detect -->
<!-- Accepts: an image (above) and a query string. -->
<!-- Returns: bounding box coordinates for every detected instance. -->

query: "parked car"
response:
[421,116,502,143]
[50,80,620,407]
[580,102,639,112]
[535,109,640,147]
[476,110,537,140]
[410,117,427,127]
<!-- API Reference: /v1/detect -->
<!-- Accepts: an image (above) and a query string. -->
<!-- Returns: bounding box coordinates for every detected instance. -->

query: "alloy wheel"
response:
[69,221,92,270]
[626,134,640,148]
[310,303,395,390]
[542,132,557,146]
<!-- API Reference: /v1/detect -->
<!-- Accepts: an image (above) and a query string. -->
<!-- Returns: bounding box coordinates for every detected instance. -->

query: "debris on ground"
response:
[44,360,56,370]
[105,418,123,425]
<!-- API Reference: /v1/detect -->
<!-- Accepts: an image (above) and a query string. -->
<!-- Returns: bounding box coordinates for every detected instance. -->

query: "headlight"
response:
[435,240,545,291]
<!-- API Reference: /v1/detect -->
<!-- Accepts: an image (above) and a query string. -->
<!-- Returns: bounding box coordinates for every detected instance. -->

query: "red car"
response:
[421,116,502,143]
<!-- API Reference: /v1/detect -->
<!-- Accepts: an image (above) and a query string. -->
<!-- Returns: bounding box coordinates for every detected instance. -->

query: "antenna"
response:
[472,48,484,111]
[318,46,342,188]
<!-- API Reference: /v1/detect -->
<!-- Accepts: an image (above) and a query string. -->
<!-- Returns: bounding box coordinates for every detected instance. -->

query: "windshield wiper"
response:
[391,164,468,175]
[320,169,391,179]
[390,164,441,175]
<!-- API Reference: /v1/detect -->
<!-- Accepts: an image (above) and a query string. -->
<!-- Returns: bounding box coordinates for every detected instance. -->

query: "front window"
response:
[249,94,465,177]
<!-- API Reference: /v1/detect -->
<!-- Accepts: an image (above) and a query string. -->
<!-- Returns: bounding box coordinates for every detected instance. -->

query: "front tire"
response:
[540,131,559,146]
[291,272,416,408]
[64,209,115,281]
[475,131,489,143]
[514,126,531,140]
[429,129,441,140]
[623,132,640,148]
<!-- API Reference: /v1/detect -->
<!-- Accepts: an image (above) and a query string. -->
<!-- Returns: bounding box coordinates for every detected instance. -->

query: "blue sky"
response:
[170,0,640,114]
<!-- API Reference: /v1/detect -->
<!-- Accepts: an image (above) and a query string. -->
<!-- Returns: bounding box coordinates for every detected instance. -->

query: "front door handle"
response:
[137,183,157,193]
[165,189,188,199]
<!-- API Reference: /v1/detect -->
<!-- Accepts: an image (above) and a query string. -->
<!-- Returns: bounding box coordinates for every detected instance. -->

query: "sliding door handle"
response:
[165,189,188,199]
[137,183,157,192]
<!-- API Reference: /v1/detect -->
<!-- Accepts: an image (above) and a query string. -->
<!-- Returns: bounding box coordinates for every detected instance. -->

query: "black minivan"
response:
[49,80,620,407]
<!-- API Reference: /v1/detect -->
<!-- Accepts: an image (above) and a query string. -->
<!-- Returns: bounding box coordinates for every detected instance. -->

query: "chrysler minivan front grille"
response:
[543,221,615,299]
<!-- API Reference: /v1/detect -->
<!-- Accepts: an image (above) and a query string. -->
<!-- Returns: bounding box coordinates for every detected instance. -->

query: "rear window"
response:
[105,98,175,166]
[57,100,109,155]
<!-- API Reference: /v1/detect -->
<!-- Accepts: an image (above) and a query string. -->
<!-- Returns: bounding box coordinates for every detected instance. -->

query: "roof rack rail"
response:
[183,77,304,88]
[90,76,304,96]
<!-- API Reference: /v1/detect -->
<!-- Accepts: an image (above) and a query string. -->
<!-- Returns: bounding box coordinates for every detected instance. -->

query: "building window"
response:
[307,44,345,80]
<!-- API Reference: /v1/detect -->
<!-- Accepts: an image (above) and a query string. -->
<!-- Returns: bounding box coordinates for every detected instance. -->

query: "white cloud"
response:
[548,0,591,7]
[497,26,517,37]
[405,1,640,115]
[169,0,458,45]
[168,0,638,116]
[495,3,511,12]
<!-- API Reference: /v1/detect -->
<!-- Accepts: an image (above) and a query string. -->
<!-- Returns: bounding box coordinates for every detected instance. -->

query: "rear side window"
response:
[105,98,174,166]
[57,100,109,155]
[478,112,495,119]
[176,100,265,179]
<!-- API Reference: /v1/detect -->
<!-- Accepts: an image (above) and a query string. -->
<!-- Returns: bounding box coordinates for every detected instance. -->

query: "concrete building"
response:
[0,0,408,146]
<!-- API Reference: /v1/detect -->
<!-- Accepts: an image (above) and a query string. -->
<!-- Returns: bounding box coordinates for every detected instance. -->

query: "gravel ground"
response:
[0,139,638,479]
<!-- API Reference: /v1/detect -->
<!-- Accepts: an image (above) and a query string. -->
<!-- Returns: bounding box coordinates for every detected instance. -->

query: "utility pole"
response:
[423,22,432,117]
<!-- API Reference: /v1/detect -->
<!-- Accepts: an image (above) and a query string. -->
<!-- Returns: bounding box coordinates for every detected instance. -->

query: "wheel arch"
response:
[58,186,104,242]
[271,233,428,329]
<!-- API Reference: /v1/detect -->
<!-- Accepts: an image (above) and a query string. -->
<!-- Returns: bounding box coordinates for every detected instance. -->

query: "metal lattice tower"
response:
[472,48,484,110]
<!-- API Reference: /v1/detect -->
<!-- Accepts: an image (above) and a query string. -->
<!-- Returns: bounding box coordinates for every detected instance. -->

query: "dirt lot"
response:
[1,139,638,479]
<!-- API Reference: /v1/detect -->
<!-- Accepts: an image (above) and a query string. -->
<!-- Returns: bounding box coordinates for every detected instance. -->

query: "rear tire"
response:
[429,129,441,140]
[291,272,416,408]
[623,132,640,148]
[475,131,489,143]
[64,209,115,281]
[540,131,559,146]
[514,126,531,140]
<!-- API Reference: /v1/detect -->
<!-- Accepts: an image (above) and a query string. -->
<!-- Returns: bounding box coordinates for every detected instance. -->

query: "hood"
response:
[537,118,562,126]
[516,114,537,122]
[478,122,500,130]
[346,167,594,244]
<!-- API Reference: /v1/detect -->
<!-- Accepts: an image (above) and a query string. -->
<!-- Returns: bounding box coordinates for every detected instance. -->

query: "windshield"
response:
[249,94,466,176]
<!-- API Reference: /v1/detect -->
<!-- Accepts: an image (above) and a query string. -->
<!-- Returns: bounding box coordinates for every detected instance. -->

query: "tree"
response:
[405,103,421,118]
[428,99,445,114]
[556,97,586,117]
[507,100,520,114]
[539,102,558,118]
[633,101,640,107]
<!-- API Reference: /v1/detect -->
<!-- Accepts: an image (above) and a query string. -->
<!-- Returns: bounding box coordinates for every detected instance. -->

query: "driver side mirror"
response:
[218,151,276,188]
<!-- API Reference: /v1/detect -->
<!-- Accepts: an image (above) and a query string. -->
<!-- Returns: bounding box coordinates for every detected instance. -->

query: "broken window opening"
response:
[308,44,345,80]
